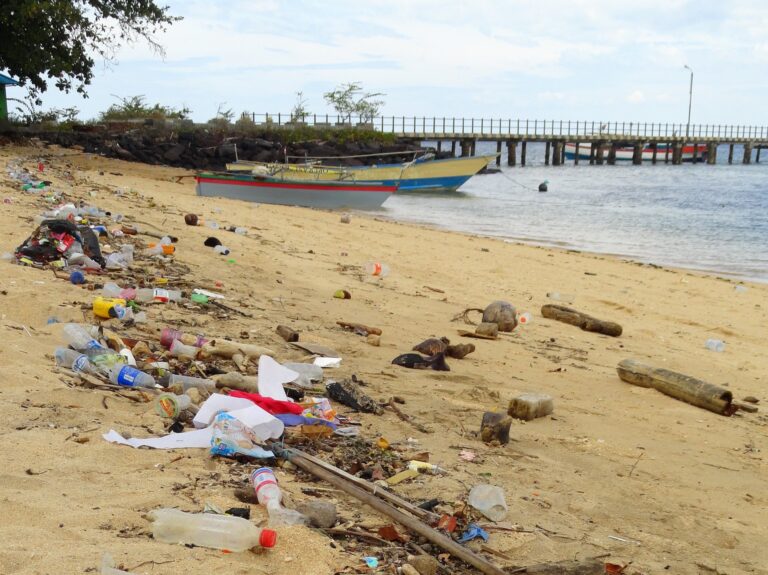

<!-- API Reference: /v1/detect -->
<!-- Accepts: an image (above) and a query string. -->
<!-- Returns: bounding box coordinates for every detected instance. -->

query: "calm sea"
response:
[378,141,768,282]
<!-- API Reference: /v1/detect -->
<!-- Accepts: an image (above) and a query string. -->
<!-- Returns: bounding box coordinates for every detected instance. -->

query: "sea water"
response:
[379,142,768,282]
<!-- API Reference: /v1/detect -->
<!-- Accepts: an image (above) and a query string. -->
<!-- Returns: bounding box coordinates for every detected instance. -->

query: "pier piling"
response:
[451,141,457,157]
[544,142,551,166]
[596,142,605,165]
[589,143,596,165]
[632,143,643,165]
[460,140,471,157]
[665,143,670,164]
[521,141,527,166]
[692,143,699,164]
[607,143,617,165]
[507,140,517,166]
[728,144,734,164]
[706,143,717,164]
[553,141,562,166]
[470,139,476,157]
[437,141,442,153]
[757,146,762,163]
[651,143,658,164]
[495,141,502,166]
[574,143,580,165]
[743,142,752,164]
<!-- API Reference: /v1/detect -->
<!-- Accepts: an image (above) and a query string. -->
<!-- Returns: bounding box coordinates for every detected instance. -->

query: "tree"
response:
[0,1,180,103]
[99,95,190,121]
[291,91,310,123]
[323,82,385,124]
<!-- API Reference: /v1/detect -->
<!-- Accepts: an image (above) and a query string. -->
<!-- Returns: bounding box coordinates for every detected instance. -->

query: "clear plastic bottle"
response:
[149,508,276,552]
[364,261,390,278]
[705,338,725,352]
[134,288,182,303]
[546,292,575,304]
[168,373,216,392]
[518,312,533,325]
[108,364,156,388]
[102,283,123,298]
[282,362,324,388]
[54,347,96,374]
[169,339,199,358]
[62,323,106,352]
[214,245,231,256]
[251,468,308,526]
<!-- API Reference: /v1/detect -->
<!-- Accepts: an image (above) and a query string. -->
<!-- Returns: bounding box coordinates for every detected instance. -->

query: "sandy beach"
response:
[1,143,766,575]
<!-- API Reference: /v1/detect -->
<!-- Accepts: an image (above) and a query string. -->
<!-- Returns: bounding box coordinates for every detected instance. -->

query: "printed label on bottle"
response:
[85,340,103,350]
[153,288,170,302]
[72,355,89,373]
[372,263,382,276]
[251,468,278,496]
[116,365,139,386]
[158,396,177,417]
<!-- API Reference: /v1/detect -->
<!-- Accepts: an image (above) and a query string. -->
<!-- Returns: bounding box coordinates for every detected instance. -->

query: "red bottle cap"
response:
[259,528,277,548]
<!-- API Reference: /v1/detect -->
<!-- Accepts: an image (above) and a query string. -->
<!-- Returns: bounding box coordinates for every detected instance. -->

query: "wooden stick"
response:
[336,321,382,336]
[387,398,431,433]
[617,359,735,416]
[210,300,253,318]
[321,528,394,546]
[281,447,438,524]
[541,304,622,337]
[274,446,506,575]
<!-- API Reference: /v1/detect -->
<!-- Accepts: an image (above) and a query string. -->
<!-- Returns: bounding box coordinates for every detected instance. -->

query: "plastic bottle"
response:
[102,283,123,298]
[546,292,575,304]
[407,461,446,474]
[54,347,96,374]
[149,508,276,552]
[93,297,127,319]
[168,373,216,392]
[518,312,533,325]
[63,323,106,352]
[108,364,156,388]
[705,338,725,352]
[214,245,231,256]
[234,227,247,235]
[160,327,207,349]
[251,468,308,526]
[364,261,390,278]
[169,339,200,358]
[155,393,193,418]
[135,288,182,303]
[467,484,508,522]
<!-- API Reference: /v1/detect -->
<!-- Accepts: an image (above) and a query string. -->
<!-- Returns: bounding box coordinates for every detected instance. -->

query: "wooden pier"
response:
[248,114,768,166]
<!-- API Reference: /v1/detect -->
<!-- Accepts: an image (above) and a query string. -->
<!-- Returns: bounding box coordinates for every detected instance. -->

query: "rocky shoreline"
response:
[2,125,451,170]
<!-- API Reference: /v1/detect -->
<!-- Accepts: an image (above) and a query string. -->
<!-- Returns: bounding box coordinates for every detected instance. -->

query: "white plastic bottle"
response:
[251,468,308,526]
[364,261,390,277]
[149,508,276,552]
[54,347,96,374]
[518,312,533,325]
[214,245,231,255]
[135,288,182,303]
[108,364,156,388]
[546,292,575,304]
[168,373,216,392]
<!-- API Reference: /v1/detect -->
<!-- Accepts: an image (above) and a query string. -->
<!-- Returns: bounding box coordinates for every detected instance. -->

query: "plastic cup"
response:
[155,393,192,418]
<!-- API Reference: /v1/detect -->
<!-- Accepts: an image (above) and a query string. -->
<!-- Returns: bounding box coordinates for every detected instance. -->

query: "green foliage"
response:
[0,0,180,103]
[99,95,190,121]
[7,96,80,127]
[291,91,311,122]
[207,103,234,131]
[323,82,385,123]
[257,125,396,145]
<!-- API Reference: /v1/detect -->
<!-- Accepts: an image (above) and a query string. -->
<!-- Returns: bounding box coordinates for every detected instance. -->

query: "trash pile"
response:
[9,155,742,575]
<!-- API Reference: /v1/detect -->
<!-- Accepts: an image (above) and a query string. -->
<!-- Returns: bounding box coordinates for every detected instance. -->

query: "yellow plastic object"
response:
[93,297,126,319]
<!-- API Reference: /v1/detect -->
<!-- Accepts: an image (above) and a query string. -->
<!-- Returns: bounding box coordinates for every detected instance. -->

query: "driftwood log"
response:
[541,304,622,337]
[617,359,736,416]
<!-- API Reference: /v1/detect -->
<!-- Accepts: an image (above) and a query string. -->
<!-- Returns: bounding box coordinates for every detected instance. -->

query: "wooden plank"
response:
[540,304,622,337]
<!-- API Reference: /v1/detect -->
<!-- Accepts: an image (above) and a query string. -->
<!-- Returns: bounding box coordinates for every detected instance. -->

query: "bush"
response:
[99,95,190,122]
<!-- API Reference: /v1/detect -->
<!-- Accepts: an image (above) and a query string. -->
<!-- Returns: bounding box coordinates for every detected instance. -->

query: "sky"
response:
[20,0,768,126]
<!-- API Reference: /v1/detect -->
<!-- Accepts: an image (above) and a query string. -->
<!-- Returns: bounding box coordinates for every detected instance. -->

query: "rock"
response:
[367,334,381,346]
[295,500,337,528]
[325,379,383,414]
[475,322,499,338]
[401,565,420,575]
[482,300,517,332]
[743,396,759,404]
[186,388,202,405]
[508,393,554,421]
[480,411,512,444]
[163,143,186,162]
[407,554,439,575]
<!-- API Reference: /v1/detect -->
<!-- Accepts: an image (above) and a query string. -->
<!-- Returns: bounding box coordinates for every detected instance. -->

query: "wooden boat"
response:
[194,172,396,209]
[564,143,707,162]
[226,154,496,193]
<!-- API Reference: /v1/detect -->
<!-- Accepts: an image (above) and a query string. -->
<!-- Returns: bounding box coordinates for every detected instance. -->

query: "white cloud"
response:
[627,90,646,103]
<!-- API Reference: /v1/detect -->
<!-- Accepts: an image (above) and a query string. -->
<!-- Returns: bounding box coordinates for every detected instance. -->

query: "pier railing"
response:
[246,113,768,141]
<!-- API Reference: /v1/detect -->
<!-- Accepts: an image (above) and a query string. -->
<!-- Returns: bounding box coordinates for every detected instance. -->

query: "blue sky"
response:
[25,0,768,126]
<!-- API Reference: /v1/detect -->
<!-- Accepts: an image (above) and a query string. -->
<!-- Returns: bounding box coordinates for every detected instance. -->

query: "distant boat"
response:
[194,172,397,210]
[564,143,707,162]
[226,154,496,193]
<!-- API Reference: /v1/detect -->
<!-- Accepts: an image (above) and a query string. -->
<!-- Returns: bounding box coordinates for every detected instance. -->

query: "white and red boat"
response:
[564,143,707,162]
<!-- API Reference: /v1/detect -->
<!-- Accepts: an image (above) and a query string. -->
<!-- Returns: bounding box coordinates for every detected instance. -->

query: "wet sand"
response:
[1,144,766,575]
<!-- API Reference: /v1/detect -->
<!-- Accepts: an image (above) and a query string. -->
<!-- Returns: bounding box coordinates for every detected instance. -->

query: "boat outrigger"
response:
[564,142,707,162]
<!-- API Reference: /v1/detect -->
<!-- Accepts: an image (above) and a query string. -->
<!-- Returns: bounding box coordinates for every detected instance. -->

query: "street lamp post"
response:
[684,65,693,138]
